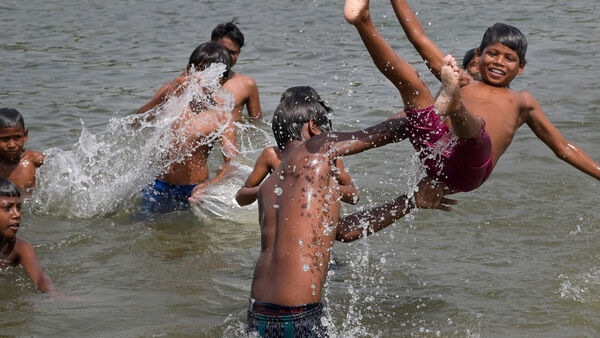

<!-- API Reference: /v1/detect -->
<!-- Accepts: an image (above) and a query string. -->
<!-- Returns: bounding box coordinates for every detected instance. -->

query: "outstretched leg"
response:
[435,55,482,139]
[344,0,434,111]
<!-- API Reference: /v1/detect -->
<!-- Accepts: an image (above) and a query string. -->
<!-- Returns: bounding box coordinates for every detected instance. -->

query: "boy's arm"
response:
[235,147,277,206]
[22,150,45,167]
[336,177,456,242]
[524,92,600,180]
[245,76,263,121]
[320,117,408,158]
[16,239,60,298]
[189,116,239,203]
[334,158,360,205]
[134,82,171,114]
[391,0,446,80]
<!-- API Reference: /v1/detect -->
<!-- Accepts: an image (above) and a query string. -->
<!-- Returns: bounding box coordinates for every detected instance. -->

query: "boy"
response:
[0,177,61,298]
[344,0,600,193]
[137,42,238,213]
[0,108,44,195]
[247,86,456,336]
[211,19,263,122]
[235,86,359,206]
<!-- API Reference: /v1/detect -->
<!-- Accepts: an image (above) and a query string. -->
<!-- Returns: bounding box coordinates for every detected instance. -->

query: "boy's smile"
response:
[478,42,524,87]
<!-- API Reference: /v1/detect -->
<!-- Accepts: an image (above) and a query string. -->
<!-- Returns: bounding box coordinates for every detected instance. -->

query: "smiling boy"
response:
[344,0,600,193]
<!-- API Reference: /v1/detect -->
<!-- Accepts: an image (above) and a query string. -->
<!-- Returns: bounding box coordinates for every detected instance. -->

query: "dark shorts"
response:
[405,106,493,192]
[140,179,196,213]
[247,300,328,337]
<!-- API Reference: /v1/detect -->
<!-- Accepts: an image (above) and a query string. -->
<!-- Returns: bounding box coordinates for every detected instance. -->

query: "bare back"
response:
[222,71,262,122]
[251,138,342,306]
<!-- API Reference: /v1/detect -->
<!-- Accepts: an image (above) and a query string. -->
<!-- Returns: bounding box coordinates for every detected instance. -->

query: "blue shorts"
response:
[247,300,327,337]
[140,179,197,213]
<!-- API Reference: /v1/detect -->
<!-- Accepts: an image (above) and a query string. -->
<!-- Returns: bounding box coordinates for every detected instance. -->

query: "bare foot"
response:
[434,55,461,116]
[344,0,371,25]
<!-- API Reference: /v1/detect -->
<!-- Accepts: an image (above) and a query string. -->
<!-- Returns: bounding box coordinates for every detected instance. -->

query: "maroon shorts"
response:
[405,106,493,192]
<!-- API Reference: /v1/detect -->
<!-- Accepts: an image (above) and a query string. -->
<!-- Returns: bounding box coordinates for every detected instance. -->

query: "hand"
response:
[414,177,457,211]
[188,183,208,204]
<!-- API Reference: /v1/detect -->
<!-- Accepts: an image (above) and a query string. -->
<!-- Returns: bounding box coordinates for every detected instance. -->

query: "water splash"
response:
[28,64,237,218]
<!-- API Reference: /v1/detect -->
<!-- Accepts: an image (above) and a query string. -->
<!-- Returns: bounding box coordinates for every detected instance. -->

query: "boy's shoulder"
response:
[1,237,33,266]
[21,150,44,167]
[223,72,258,91]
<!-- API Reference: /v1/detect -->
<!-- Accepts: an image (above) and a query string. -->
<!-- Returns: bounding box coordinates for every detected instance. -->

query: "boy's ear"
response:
[307,119,321,136]
[23,128,29,140]
[517,63,526,76]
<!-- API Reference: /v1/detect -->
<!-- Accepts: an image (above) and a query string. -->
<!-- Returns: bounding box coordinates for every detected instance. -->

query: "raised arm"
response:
[336,177,456,242]
[319,117,409,159]
[524,92,600,180]
[390,0,446,80]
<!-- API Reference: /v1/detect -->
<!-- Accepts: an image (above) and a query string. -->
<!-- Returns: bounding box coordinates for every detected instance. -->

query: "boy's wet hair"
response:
[0,177,20,198]
[479,23,527,65]
[211,19,245,49]
[272,86,333,150]
[462,48,477,69]
[187,41,233,78]
[0,108,25,129]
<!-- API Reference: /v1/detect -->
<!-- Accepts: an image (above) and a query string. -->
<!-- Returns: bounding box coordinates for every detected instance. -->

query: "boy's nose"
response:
[10,207,21,218]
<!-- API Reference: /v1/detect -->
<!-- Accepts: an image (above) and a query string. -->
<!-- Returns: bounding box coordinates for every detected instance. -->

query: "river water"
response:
[0,0,599,337]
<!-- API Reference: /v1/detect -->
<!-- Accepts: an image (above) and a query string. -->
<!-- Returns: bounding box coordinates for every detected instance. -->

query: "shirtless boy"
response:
[0,177,62,298]
[344,0,600,193]
[138,42,238,212]
[0,108,44,195]
[235,86,359,207]
[247,86,456,336]
[211,19,263,122]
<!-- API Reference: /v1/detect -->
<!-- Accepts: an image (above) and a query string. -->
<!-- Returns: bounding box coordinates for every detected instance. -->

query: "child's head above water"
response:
[211,19,245,49]
[0,108,25,130]
[187,42,233,78]
[479,23,528,66]
[272,86,333,150]
[0,176,20,199]
[0,108,28,162]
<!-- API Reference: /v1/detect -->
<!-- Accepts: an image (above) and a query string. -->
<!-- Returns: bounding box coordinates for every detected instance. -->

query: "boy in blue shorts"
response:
[137,42,238,213]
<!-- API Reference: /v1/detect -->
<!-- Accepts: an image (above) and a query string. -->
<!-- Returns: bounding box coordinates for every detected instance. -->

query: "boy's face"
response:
[478,43,524,87]
[217,37,241,67]
[0,126,28,162]
[0,197,21,239]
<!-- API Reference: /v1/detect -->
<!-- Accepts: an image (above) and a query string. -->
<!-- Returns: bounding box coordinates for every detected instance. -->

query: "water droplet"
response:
[274,186,283,196]
[303,264,310,272]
